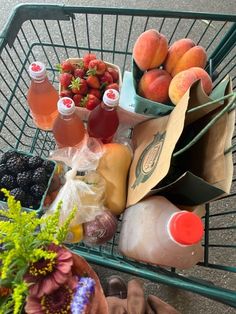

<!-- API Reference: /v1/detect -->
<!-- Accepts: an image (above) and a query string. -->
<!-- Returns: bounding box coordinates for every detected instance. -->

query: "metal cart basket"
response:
[0,4,235,308]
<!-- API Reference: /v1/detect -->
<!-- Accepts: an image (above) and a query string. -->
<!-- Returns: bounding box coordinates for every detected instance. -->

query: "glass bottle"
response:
[27,61,59,131]
[52,97,86,148]
[87,89,119,143]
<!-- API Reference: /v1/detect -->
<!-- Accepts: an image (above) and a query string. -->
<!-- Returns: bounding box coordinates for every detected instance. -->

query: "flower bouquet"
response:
[0,189,108,314]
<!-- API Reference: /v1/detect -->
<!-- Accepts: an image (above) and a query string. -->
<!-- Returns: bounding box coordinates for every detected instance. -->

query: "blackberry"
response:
[25,194,35,209]
[0,164,8,178]
[20,155,30,166]
[28,156,43,169]
[30,184,46,199]
[17,171,32,187]
[0,174,16,190]
[42,160,55,174]
[32,167,47,184]
[10,188,26,204]
[0,151,19,164]
[6,156,26,175]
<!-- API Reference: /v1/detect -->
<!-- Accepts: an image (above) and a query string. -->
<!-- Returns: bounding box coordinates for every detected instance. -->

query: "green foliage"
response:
[0,189,77,314]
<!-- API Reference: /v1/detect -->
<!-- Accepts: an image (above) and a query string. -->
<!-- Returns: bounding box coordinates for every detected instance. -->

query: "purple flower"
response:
[71,277,95,314]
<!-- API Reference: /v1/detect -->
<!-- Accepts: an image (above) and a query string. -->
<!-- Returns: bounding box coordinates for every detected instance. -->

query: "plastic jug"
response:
[119,196,204,269]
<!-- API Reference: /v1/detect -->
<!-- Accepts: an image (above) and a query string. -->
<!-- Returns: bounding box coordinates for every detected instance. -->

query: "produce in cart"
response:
[0,151,56,211]
[58,53,121,110]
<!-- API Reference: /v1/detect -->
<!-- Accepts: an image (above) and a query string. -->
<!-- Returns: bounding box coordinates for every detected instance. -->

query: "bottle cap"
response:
[103,89,119,107]
[168,211,204,245]
[29,61,47,80]
[57,97,75,115]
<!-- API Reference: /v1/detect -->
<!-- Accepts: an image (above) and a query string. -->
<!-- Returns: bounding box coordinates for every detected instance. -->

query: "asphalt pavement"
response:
[0,1,235,313]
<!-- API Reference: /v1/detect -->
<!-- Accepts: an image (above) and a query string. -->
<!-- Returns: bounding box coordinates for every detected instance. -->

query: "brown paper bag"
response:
[127,78,235,207]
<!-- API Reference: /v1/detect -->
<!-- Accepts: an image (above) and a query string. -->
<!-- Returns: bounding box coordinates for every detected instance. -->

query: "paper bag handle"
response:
[173,93,236,157]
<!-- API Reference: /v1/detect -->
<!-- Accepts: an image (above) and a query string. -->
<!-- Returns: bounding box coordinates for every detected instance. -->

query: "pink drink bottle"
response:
[27,61,59,130]
[52,97,85,148]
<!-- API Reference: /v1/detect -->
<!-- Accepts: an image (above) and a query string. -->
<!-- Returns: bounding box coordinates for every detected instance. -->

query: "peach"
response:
[164,38,195,74]
[164,38,207,77]
[133,29,168,71]
[138,69,172,103]
[169,67,213,105]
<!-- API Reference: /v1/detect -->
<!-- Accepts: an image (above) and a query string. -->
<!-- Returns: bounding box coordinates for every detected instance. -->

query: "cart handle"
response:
[1,4,236,50]
[0,4,72,50]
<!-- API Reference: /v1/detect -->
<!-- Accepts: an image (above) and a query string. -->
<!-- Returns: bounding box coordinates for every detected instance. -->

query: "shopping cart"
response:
[0,4,235,308]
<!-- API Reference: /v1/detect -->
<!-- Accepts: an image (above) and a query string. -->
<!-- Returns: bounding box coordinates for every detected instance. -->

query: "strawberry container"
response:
[0,150,57,214]
[59,57,122,115]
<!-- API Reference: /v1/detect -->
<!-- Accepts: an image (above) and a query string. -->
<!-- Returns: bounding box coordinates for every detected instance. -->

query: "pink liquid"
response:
[27,78,59,131]
[87,103,119,143]
[53,111,85,148]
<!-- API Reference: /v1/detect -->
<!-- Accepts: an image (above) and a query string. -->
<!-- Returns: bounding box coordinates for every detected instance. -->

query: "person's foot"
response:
[105,275,127,299]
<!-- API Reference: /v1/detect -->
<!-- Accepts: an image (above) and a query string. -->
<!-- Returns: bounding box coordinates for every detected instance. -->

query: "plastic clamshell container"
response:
[0,150,57,214]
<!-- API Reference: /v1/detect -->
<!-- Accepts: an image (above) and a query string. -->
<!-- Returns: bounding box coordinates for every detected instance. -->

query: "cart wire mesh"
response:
[0,4,235,307]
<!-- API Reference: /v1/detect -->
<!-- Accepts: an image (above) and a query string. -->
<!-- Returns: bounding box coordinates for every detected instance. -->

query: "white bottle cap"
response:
[57,97,76,115]
[29,61,47,80]
[103,89,119,107]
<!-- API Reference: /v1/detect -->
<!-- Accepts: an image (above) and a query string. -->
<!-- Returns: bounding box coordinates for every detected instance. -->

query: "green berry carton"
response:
[120,60,174,117]
[0,150,57,214]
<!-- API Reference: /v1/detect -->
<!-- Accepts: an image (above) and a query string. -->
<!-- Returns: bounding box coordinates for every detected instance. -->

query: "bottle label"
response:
[106,89,116,100]
[62,98,73,108]
[31,63,42,72]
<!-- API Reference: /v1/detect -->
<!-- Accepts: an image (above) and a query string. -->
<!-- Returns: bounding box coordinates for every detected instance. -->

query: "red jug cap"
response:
[168,211,204,245]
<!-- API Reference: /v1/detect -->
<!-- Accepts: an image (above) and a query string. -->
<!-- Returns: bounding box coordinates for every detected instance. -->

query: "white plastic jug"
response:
[119,196,204,269]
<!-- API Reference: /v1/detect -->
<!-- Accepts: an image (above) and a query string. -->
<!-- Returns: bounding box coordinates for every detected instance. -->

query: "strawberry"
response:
[60,89,73,98]
[73,94,83,107]
[105,83,119,92]
[99,71,113,87]
[83,53,97,70]
[86,75,100,89]
[107,67,119,82]
[69,78,88,95]
[74,68,85,79]
[58,60,75,73]
[82,94,101,110]
[59,73,73,88]
[88,59,106,75]
[89,88,102,99]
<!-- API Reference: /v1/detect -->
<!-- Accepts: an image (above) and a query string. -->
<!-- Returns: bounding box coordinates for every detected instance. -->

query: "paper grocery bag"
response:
[127,89,190,206]
[127,78,235,207]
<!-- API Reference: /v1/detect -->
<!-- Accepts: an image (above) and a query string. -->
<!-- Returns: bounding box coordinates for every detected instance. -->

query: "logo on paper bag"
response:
[131,132,165,188]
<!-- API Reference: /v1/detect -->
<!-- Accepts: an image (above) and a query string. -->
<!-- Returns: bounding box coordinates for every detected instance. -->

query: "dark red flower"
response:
[24,244,73,298]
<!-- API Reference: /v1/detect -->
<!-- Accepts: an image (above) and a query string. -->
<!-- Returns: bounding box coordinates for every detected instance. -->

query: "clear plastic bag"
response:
[44,137,106,237]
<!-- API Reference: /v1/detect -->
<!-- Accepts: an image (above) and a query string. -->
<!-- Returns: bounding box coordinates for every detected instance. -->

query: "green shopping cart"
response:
[0,3,235,308]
